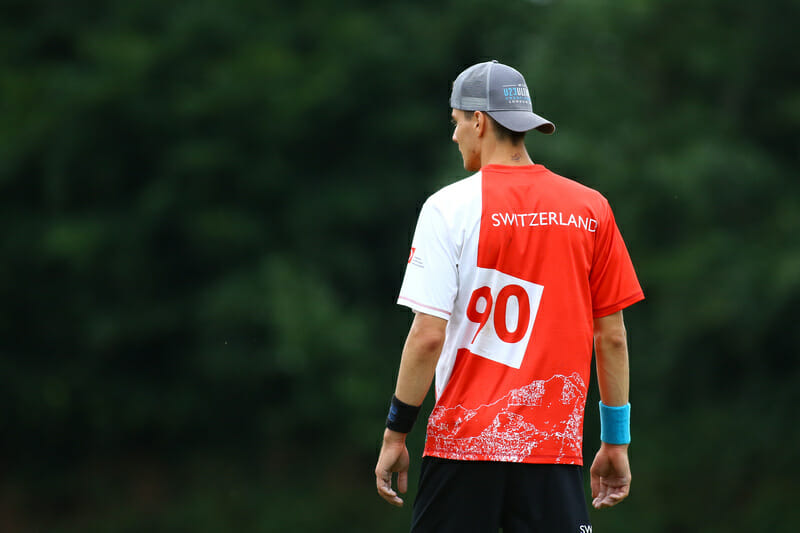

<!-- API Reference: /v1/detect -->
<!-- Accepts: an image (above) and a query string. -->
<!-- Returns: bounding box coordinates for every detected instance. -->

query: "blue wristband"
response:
[599,401,631,444]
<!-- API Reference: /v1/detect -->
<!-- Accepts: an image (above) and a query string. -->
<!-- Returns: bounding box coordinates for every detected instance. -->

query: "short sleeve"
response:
[590,200,644,317]
[397,198,459,320]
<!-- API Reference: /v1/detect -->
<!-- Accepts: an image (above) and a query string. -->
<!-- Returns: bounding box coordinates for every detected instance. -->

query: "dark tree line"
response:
[1,0,798,531]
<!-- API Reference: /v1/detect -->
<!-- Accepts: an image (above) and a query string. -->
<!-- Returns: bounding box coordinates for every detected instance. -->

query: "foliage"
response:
[1,0,797,531]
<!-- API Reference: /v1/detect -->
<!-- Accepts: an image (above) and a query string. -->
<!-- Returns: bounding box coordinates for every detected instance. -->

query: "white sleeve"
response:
[397,197,458,320]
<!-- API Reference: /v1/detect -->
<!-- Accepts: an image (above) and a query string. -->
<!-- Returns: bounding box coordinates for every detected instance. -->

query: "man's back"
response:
[399,164,642,465]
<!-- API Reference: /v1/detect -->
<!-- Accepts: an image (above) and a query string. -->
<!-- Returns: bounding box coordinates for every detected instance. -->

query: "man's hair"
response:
[462,110,526,144]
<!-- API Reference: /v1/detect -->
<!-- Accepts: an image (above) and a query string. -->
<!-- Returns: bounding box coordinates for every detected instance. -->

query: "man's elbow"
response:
[594,318,628,354]
[413,328,446,358]
[409,315,447,358]
[596,330,628,354]
[593,312,627,347]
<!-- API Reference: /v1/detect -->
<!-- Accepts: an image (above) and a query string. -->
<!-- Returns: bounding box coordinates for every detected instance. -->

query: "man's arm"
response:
[375,312,447,507]
[590,310,632,509]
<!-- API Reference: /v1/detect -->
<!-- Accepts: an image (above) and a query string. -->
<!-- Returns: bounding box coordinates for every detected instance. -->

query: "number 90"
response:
[466,284,531,344]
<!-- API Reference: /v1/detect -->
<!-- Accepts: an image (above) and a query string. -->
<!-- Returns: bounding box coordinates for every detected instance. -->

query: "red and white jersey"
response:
[398,164,643,465]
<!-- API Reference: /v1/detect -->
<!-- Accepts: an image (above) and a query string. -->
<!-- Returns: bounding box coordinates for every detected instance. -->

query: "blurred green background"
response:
[1,0,798,531]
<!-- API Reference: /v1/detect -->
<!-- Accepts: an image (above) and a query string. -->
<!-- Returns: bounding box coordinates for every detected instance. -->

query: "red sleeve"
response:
[590,200,644,318]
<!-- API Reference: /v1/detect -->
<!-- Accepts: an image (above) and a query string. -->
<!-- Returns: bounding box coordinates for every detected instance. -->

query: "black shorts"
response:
[411,457,591,533]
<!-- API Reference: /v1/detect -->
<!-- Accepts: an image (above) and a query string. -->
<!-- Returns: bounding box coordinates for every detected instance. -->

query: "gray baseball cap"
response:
[450,60,555,134]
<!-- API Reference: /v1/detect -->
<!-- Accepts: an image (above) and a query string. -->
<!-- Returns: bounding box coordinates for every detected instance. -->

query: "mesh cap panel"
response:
[451,63,490,110]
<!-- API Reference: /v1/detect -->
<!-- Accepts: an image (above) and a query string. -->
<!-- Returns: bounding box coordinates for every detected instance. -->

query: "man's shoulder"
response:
[421,172,483,217]
[414,172,483,232]
[542,167,608,203]
[427,171,482,204]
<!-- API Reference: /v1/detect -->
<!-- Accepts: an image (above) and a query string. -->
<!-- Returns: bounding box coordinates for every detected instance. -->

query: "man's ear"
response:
[474,111,487,137]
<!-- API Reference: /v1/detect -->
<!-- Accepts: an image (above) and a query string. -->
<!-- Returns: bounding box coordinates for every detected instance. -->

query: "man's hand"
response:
[375,429,410,507]
[590,442,631,509]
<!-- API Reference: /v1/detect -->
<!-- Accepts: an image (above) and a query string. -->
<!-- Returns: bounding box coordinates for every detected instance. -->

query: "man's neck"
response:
[481,141,534,167]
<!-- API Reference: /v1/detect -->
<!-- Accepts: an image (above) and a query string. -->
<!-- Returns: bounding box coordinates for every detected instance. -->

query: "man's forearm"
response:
[593,311,630,406]
[393,313,447,406]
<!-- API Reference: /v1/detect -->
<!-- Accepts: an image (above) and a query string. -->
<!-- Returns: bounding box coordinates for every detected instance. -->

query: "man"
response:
[375,60,644,532]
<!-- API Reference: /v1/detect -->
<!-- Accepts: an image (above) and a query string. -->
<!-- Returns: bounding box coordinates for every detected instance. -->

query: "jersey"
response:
[398,164,644,465]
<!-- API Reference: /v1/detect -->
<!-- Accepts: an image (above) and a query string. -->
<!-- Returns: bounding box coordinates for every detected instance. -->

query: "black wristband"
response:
[386,395,421,433]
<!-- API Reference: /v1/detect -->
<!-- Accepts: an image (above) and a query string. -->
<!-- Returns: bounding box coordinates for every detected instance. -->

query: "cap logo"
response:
[503,85,531,104]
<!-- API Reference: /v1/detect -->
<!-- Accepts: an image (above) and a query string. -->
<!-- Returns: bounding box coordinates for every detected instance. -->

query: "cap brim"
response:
[488,110,555,134]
